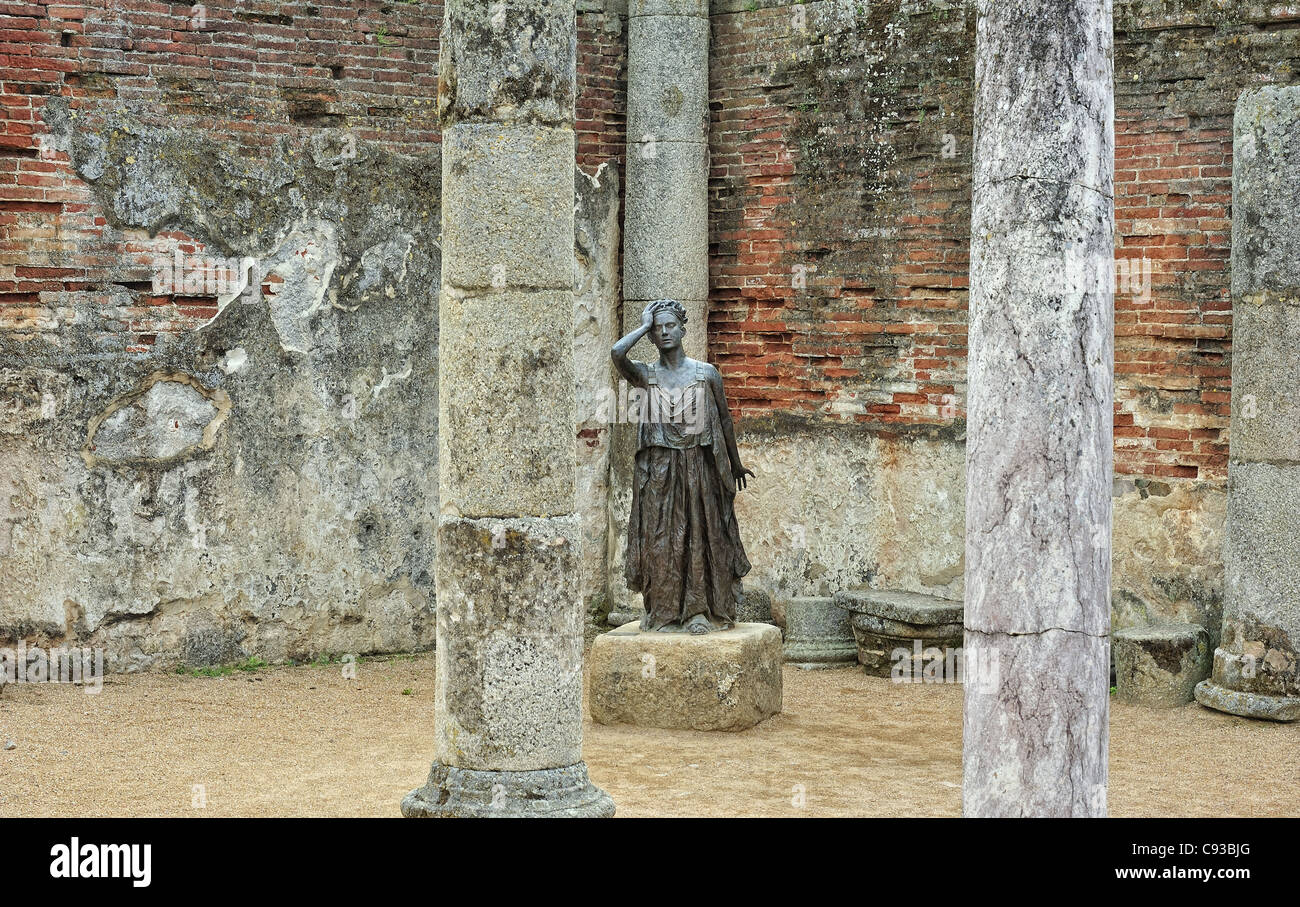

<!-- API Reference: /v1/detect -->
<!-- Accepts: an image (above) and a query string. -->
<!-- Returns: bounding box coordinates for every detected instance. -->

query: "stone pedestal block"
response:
[835,590,963,677]
[781,596,856,666]
[1113,623,1211,708]
[589,621,782,730]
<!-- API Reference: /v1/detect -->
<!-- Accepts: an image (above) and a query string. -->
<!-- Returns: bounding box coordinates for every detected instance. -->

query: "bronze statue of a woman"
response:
[611,299,754,634]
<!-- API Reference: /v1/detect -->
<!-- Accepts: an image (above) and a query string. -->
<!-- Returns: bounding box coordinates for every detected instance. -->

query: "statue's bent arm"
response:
[611,313,653,388]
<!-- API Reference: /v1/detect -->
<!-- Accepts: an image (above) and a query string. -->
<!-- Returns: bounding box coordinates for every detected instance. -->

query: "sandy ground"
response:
[0,655,1295,817]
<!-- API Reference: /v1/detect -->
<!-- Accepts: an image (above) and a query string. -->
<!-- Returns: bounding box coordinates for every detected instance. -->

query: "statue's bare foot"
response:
[639,613,652,631]
[685,615,711,635]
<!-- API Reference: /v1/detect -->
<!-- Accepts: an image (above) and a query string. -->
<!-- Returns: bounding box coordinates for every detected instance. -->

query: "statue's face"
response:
[651,311,685,351]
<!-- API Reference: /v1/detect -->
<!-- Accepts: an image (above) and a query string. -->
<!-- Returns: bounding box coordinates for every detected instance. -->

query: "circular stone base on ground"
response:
[401,761,615,818]
[1194,679,1300,722]
[1114,623,1211,708]
[834,590,963,677]
[781,596,857,664]
[589,621,783,730]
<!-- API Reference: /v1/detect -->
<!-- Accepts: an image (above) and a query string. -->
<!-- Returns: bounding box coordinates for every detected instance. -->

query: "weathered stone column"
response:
[1195,86,1300,723]
[608,0,711,626]
[575,164,624,626]
[402,0,614,817]
[962,0,1114,816]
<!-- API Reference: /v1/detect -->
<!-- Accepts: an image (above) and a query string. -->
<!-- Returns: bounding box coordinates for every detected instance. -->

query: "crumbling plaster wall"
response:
[1,99,623,670]
[731,419,1225,648]
[9,0,1287,665]
[1,100,442,670]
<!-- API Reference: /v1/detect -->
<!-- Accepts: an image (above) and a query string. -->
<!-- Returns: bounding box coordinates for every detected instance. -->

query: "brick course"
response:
[707,0,1299,483]
[3,0,1299,483]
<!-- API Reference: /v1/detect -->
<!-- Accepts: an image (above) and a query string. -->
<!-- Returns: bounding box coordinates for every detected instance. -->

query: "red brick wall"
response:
[709,2,972,428]
[576,2,626,173]
[1113,110,1232,481]
[707,0,1299,483]
[0,0,624,347]
[4,0,1298,484]
[1,0,443,347]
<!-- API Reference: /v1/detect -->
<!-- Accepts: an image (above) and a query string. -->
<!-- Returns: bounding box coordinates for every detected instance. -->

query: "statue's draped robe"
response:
[625,360,751,630]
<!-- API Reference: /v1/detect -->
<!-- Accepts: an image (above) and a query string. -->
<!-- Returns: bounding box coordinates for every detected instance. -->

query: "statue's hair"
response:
[649,298,688,326]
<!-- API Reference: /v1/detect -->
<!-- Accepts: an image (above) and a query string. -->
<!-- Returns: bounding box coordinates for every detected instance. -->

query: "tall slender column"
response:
[403,0,614,818]
[1195,86,1300,723]
[608,0,711,626]
[962,0,1114,816]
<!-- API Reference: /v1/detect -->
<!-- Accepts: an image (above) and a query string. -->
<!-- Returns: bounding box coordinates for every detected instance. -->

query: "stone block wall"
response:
[2,0,1297,664]
[0,0,623,668]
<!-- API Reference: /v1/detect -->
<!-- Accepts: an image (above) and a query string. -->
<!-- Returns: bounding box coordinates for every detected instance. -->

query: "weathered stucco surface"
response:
[574,162,623,626]
[0,101,443,671]
[732,420,966,606]
[1,100,623,672]
[730,421,1221,645]
[1112,479,1225,647]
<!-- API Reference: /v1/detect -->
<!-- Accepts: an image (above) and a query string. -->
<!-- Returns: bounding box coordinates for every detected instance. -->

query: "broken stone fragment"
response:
[1114,623,1211,708]
[736,586,774,624]
[836,589,963,677]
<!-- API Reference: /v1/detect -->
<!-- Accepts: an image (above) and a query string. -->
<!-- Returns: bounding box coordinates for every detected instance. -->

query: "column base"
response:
[1194,680,1300,722]
[782,596,857,666]
[401,761,615,818]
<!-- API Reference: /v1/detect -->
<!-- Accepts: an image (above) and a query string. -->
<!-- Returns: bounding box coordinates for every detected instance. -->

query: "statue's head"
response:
[649,298,687,351]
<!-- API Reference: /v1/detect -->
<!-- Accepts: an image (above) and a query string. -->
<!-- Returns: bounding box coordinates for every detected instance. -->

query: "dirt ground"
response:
[0,655,1295,817]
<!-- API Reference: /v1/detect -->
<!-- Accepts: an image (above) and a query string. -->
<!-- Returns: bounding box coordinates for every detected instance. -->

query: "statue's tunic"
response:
[625,360,751,630]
